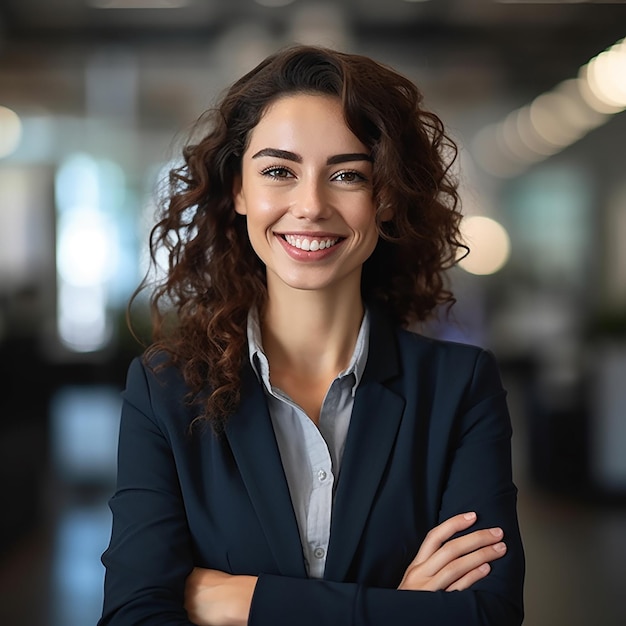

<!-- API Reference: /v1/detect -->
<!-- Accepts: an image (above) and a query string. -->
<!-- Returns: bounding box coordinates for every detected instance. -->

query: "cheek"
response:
[245,228,270,267]
[248,189,287,220]
[353,205,378,239]
[362,212,381,256]
[243,202,277,257]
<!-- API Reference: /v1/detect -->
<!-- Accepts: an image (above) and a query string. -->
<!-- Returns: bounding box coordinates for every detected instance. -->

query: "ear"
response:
[232,175,247,215]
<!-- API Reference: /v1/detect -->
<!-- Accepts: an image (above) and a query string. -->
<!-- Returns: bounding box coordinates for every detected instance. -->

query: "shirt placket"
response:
[305,432,333,579]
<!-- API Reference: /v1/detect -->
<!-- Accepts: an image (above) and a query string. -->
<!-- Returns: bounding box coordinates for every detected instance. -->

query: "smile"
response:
[282,234,341,251]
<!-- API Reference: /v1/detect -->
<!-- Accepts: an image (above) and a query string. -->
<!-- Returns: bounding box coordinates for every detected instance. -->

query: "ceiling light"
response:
[581,46,626,111]
[473,36,626,177]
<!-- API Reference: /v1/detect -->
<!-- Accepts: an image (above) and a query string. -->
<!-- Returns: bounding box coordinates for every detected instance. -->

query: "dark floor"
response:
[1,379,625,626]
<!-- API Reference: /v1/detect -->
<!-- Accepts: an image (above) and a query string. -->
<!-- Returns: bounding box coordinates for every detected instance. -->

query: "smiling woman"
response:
[99,45,525,626]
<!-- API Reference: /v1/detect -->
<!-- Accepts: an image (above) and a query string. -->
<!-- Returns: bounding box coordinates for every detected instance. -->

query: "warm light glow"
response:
[529,92,587,146]
[554,79,607,132]
[584,48,626,110]
[0,105,22,158]
[578,68,622,114]
[516,106,564,156]
[473,36,626,178]
[458,216,511,276]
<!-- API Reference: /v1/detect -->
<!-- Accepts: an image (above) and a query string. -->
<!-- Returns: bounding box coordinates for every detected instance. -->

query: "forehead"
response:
[245,93,366,152]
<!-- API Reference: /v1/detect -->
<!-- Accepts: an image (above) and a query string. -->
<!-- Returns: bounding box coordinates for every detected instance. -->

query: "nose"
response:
[290,177,331,221]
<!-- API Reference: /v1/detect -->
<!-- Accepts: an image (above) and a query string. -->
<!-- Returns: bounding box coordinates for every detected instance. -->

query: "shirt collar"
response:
[247,307,370,398]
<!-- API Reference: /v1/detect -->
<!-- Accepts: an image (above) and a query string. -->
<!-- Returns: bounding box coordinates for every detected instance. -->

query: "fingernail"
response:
[479,563,491,573]
[490,527,503,538]
[464,512,477,520]
[493,542,507,553]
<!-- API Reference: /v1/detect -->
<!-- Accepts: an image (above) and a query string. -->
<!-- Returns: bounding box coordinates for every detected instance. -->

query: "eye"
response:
[332,170,368,184]
[261,166,294,179]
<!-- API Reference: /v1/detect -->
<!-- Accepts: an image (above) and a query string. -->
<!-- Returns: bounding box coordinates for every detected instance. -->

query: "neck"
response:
[260,283,364,380]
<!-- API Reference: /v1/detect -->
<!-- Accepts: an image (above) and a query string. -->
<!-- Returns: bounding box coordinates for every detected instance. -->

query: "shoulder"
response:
[366,302,490,365]
[396,326,498,374]
[122,349,201,433]
[383,327,511,441]
[368,302,487,364]
[367,304,502,389]
[396,325,484,359]
[403,326,501,380]
[125,349,187,396]
[372,317,505,406]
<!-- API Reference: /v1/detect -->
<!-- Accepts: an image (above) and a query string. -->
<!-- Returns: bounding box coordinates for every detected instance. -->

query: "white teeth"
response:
[284,235,339,251]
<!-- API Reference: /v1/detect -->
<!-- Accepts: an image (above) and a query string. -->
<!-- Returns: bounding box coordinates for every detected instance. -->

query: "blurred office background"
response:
[0,0,625,624]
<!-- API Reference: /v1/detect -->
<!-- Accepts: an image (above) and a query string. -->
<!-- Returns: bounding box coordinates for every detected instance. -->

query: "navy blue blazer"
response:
[100,307,524,625]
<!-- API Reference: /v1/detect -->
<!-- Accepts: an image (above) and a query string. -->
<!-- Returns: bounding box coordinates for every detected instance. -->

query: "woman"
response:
[99,45,524,625]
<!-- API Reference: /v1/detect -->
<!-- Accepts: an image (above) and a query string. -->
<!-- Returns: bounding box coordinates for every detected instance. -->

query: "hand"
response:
[398,512,507,592]
[184,567,258,626]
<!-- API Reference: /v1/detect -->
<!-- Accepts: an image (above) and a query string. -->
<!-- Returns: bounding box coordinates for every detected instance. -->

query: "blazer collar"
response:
[224,363,307,578]
[325,305,406,581]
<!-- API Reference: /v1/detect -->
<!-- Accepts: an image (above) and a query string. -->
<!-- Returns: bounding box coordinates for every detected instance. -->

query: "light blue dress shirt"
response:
[247,308,370,578]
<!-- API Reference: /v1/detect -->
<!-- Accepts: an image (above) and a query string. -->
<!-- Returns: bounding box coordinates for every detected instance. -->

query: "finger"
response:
[432,541,507,591]
[445,563,491,592]
[419,527,504,577]
[412,512,478,565]
[401,538,506,592]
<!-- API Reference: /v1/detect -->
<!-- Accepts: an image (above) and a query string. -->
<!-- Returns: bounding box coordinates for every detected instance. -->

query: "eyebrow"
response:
[251,148,373,165]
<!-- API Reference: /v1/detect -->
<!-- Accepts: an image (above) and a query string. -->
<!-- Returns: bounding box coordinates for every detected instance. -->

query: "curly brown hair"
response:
[137,44,465,430]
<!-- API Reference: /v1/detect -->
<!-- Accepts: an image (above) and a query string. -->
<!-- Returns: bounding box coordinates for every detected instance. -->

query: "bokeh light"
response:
[458,216,511,276]
[0,105,23,158]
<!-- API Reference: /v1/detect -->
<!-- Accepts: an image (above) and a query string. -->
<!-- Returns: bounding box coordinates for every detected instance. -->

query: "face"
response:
[233,93,378,299]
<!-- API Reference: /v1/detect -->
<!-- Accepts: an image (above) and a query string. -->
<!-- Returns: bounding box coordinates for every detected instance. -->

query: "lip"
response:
[275,232,345,261]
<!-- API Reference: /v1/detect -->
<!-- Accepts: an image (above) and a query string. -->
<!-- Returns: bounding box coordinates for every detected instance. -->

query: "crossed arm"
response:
[184,512,508,626]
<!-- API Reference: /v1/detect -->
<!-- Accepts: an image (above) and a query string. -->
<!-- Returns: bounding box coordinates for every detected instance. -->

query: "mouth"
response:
[281,234,342,252]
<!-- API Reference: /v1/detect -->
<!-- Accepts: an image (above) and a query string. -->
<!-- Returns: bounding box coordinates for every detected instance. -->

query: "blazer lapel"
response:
[225,363,307,578]
[325,307,405,581]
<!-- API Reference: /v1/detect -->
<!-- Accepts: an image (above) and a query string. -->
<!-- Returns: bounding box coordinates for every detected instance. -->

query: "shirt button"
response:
[317,469,327,482]
[313,547,325,559]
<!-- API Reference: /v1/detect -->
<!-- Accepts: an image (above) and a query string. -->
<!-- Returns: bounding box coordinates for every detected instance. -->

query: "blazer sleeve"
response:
[247,348,525,626]
[98,357,196,626]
